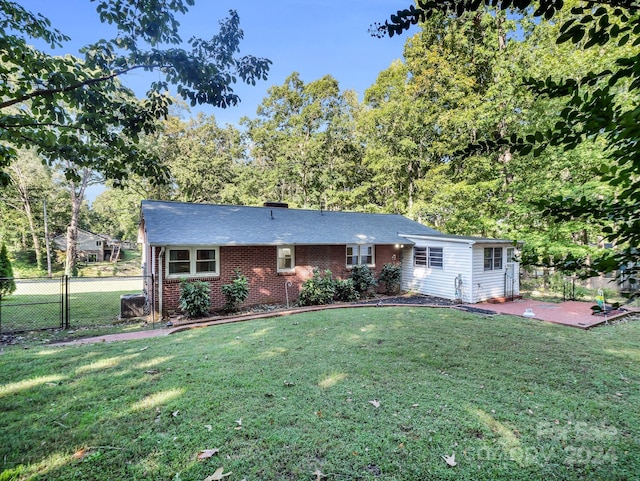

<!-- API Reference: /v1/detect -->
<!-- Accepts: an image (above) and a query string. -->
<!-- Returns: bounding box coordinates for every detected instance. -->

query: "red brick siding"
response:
[153,244,399,314]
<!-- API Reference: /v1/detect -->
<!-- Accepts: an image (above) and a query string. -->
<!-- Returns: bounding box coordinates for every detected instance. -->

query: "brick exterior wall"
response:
[150,244,400,315]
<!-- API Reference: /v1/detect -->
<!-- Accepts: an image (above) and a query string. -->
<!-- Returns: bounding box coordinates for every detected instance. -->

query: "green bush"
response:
[0,244,16,297]
[298,268,336,306]
[221,268,250,312]
[334,278,359,302]
[350,264,377,294]
[378,263,402,294]
[179,279,211,318]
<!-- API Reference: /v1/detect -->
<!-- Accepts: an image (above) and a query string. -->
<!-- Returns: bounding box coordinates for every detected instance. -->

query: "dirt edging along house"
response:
[139,200,519,315]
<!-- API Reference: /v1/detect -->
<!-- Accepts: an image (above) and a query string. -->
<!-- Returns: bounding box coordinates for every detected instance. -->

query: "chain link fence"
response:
[0,276,155,334]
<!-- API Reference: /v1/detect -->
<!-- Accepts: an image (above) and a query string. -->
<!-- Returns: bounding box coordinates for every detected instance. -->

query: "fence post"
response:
[61,275,69,329]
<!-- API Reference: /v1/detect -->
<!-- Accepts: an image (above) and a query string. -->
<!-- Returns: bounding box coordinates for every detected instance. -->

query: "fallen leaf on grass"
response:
[283,380,295,387]
[442,453,457,467]
[204,467,232,481]
[204,425,213,431]
[145,369,159,375]
[312,469,324,480]
[140,346,149,351]
[73,448,88,460]
[368,399,381,408]
[197,449,219,460]
[234,418,242,430]
[172,410,180,417]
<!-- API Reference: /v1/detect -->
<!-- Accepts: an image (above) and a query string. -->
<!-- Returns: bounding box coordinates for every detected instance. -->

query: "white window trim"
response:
[484,247,503,271]
[166,246,220,278]
[428,247,444,269]
[277,245,295,273]
[346,244,375,267]
[414,246,444,269]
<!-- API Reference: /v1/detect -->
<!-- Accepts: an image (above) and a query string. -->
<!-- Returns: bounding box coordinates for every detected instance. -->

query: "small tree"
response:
[179,279,211,318]
[350,264,377,295]
[221,268,250,312]
[0,244,16,297]
[378,263,402,294]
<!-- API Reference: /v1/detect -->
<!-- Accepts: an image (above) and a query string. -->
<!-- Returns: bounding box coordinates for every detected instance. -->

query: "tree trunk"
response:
[65,168,90,277]
[10,164,43,269]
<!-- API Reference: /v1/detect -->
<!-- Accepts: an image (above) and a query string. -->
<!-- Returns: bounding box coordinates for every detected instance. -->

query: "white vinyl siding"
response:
[403,238,471,301]
[402,236,518,303]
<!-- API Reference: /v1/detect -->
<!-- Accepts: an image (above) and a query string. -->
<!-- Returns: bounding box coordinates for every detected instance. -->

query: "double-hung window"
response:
[277,246,295,273]
[346,244,375,267]
[484,247,503,271]
[167,247,219,277]
[414,247,427,266]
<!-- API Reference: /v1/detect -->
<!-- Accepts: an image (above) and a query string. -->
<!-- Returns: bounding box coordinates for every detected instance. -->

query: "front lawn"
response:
[1,307,638,480]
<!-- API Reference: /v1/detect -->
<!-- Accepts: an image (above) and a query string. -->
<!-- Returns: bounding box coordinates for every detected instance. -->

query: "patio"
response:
[479,298,639,329]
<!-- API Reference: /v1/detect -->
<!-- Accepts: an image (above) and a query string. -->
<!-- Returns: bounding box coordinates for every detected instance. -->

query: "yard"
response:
[1,307,638,480]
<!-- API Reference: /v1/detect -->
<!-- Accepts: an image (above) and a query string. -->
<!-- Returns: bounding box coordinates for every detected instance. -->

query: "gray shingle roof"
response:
[140,200,441,246]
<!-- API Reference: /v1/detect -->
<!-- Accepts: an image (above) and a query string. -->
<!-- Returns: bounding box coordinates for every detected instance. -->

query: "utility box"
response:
[120,294,146,318]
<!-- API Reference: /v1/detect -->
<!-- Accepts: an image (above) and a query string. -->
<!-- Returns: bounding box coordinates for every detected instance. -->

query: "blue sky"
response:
[20,0,410,127]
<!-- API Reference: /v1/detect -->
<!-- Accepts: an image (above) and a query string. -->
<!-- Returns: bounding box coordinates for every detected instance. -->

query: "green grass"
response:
[1,307,639,480]
[1,290,142,333]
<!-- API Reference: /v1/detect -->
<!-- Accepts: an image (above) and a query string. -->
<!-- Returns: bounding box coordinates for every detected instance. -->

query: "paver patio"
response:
[480,298,639,328]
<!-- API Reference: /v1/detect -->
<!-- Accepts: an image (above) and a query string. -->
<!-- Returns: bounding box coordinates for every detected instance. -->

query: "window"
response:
[196,249,217,274]
[428,247,443,269]
[167,247,219,277]
[414,247,443,268]
[484,247,503,271]
[346,244,375,267]
[277,246,295,272]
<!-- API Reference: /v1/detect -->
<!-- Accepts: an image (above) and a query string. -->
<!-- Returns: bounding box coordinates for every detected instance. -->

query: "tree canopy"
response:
[374,0,640,284]
[0,0,270,186]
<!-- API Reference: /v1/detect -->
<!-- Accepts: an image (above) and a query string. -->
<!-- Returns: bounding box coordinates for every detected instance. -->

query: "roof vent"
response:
[263,202,288,208]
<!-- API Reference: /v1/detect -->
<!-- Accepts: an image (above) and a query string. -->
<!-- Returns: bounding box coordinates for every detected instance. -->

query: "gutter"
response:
[398,233,514,245]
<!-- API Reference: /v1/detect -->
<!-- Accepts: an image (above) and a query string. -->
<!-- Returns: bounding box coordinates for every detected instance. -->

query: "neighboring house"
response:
[54,229,108,263]
[53,229,126,262]
[138,200,520,315]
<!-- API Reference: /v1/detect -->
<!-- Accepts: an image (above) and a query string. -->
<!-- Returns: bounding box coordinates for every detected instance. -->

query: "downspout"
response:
[158,247,165,318]
[150,245,156,316]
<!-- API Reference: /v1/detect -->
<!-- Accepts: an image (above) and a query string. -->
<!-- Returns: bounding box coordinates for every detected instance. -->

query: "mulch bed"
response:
[356,294,459,307]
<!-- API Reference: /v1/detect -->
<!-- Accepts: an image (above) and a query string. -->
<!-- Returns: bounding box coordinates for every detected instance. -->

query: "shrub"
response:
[334,278,359,302]
[298,268,336,306]
[350,264,377,294]
[0,244,16,297]
[179,279,211,318]
[221,268,250,312]
[378,263,402,294]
